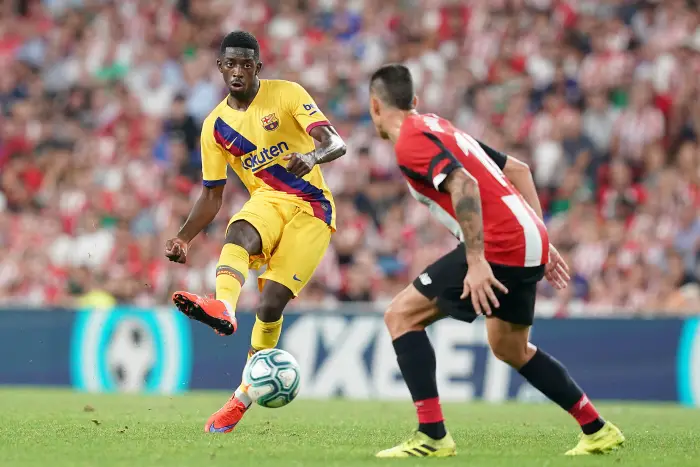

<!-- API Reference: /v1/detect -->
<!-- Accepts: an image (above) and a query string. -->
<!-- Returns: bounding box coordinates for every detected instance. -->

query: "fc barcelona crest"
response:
[261,113,279,132]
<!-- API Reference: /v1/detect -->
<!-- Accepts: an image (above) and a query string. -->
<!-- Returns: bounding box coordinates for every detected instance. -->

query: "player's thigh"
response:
[488,264,545,327]
[485,265,544,367]
[259,211,332,296]
[415,243,481,324]
[227,196,288,268]
[384,284,442,338]
[414,245,543,329]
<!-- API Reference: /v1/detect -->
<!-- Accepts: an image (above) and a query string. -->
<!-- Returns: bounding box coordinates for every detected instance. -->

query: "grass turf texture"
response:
[1,388,698,467]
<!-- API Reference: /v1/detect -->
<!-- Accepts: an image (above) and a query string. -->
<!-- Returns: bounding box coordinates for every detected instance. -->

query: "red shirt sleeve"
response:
[395,129,462,192]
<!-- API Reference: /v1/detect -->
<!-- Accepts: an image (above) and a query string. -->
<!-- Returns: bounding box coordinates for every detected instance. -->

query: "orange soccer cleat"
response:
[204,395,249,433]
[172,291,237,336]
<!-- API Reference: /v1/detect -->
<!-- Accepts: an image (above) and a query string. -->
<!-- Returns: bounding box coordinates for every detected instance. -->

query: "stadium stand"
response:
[0,0,698,314]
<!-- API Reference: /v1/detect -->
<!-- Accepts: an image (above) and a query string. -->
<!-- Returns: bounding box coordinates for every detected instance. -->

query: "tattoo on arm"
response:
[446,169,485,258]
[298,126,347,167]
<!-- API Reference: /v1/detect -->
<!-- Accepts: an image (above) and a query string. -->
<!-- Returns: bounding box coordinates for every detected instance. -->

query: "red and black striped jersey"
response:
[395,113,549,268]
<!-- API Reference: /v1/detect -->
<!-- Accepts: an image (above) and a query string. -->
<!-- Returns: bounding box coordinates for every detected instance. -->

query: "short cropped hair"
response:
[369,64,415,110]
[220,31,260,60]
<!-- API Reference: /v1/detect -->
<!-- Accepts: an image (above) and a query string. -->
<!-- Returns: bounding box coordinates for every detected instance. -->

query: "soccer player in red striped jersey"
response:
[368,64,624,458]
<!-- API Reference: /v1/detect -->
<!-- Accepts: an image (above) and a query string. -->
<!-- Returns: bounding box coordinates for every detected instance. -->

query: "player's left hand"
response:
[545,244,570,290]
[284,152,314,178]
[461,256,509,317]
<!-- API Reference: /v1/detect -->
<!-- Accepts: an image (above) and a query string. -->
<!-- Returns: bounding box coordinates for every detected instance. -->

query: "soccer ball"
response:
[242,348,301,408]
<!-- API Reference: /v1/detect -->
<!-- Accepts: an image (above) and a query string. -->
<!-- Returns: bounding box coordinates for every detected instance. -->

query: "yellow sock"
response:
[215,244,249,315]
[237,316,284,396]
[249,315,284,355]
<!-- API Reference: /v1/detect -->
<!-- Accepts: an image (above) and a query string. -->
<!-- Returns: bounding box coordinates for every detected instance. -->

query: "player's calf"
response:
[518,347,606,435]
[382,285,449,442]
[486,317,608,437]
[233,281,292,407]
[247,280,291,358]
[204,284,292,434]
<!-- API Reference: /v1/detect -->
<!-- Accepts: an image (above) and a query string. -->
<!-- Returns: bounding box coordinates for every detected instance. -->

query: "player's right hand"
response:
[165,237,189,264]
[461,256,508,317]
[545,244,570,290]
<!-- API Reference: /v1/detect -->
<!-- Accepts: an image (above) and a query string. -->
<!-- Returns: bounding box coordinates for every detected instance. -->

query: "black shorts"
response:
[412,243,545,326]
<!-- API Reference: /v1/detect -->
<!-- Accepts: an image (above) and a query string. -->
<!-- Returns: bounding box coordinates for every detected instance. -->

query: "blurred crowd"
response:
[1,0,699,315]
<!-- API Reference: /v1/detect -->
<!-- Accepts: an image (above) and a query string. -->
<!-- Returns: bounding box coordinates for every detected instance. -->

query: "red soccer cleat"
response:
[172,291,237,336]
[204,395,249,433]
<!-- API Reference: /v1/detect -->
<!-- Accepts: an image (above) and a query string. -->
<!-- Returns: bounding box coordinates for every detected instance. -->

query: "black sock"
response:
[519,348,605,435]
[393,331,446,440]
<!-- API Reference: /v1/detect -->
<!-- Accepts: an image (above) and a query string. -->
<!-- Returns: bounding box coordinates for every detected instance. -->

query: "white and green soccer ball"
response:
[242,349,301,408]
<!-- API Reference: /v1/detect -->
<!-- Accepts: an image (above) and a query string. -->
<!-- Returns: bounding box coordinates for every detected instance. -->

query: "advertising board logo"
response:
[281,315,514,401]
[678,318,700,406]
[70,307,192,394]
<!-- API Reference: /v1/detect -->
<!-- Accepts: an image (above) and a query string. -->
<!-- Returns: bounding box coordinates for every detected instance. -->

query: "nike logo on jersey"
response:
[214,117,257,157]
[293,274,302,282]
[224,135,239,150]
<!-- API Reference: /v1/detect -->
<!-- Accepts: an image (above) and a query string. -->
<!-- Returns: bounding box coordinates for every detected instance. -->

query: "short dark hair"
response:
[369,64,415,110]
[220,31,260,60]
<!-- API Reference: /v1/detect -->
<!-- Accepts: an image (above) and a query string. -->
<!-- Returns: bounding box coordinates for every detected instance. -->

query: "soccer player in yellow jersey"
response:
[164,31,346,433]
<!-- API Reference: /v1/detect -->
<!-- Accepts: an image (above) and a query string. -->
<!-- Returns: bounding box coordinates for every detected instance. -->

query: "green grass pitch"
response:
[1,388,698,467]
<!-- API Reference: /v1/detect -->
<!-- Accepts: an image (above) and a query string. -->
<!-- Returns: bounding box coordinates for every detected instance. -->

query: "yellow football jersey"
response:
[200,80,336,229]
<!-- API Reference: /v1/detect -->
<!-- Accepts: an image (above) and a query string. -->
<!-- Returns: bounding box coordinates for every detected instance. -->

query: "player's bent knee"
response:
[489,337,531,368]
[257,302,284,323]
[225,221,263,255]
[490,346,517,367]
[257,282,294,322]
[384,300,420,339]
[257,294,288,322]
[383,305,404,339]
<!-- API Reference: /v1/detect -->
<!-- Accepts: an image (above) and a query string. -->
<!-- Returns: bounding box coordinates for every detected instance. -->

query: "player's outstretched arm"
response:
[444,169,508,316]
[164,185,224,264]
[284,126,346,177]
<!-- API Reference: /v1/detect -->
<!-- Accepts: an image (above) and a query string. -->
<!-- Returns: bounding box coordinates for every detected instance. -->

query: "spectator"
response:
[582,90,619,155]
[610,81,665,165]
[0,0,697,315]
[165,95,200,156]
